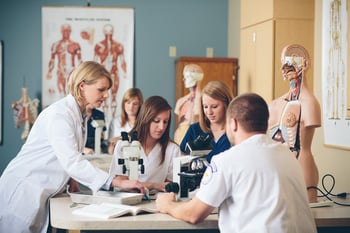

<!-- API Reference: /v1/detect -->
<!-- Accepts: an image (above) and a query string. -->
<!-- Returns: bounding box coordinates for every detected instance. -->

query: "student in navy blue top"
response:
[179,80,234,162]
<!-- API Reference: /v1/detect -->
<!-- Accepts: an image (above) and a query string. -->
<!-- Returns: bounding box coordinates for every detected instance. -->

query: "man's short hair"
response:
[227,93,269,133]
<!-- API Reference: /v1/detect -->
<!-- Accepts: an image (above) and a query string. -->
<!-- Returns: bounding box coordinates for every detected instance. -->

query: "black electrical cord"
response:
[307,173,350,206]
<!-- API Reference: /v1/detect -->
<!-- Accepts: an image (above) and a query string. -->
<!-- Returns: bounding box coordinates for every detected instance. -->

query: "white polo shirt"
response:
[196,134,317,233]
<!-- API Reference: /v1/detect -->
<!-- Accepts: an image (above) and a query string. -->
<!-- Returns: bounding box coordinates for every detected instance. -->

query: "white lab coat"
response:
[0,94,110,233]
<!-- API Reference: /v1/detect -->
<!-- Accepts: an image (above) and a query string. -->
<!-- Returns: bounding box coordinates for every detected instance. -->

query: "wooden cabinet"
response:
[175,56,239,102]
[239,0,314,102]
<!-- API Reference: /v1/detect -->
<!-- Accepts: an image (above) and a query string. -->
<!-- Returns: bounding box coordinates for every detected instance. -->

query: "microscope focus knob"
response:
[118,158,125,165]
[165,182,179,193]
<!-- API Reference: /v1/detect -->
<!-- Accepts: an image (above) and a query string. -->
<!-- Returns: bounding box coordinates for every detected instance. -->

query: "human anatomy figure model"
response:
[174,64,203,144]
[94,24,127,121]
[12,87,39,141]
[268,44,321,203]
[46,24,82,97]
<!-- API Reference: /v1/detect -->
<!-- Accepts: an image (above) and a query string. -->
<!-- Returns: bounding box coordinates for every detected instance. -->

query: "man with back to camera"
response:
[156,93,317,233]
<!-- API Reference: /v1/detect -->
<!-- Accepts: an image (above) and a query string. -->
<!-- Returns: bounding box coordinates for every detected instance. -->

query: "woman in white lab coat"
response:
[0,61,144,233]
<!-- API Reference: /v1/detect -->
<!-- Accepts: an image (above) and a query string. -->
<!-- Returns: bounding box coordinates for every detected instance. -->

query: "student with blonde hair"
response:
[180,80,234,162]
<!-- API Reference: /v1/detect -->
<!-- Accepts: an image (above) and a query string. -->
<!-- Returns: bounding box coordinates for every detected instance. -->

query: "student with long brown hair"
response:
[110,96,181,192]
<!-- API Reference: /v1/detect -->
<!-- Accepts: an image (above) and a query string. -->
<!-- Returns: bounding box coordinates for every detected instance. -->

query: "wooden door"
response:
[175,57,238,101]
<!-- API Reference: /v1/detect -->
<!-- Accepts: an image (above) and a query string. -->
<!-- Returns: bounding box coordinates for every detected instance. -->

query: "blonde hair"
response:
[68,61,112,101]
[199,80,234,133]
[121,88,144,127]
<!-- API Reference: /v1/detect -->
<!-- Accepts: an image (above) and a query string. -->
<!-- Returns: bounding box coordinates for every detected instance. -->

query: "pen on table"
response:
[143,187,151,202]
[144,193,151,202]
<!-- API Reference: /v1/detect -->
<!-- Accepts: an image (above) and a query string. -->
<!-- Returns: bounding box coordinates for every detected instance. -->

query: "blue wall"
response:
[0,0,229,173]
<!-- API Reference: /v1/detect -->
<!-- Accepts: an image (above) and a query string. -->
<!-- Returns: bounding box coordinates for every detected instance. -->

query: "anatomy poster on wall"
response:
[42,6,134,131]
[322,0,349,149]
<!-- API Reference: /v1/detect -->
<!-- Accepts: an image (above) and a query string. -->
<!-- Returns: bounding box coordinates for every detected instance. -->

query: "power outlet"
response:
[169,46,176,57]
[206,47,214,57]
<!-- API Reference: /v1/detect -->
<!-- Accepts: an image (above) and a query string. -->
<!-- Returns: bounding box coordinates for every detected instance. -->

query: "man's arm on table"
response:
[156,192,214,224]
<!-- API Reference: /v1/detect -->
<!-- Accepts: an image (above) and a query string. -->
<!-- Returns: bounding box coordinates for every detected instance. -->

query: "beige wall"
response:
[228,0,350,193]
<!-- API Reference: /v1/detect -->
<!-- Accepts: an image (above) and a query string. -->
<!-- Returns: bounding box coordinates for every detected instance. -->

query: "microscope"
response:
[172,134,212,199]
[91,119,105,155]
[118,131,144,180]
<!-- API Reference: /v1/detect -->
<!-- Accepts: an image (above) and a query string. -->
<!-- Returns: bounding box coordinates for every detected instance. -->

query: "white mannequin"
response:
[174,64,204,144]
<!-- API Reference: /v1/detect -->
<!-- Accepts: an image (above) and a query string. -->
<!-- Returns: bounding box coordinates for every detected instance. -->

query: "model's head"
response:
[199,80,234,133]
[183,64,204,88]
[68,61,112,102]
[121,88,144,126]
[61,23,72,38]
[61,24,71,32]
[103,24,114,37]
[280,44,310,82]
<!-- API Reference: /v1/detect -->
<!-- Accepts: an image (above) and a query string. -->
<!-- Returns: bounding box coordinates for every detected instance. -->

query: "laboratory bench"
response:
[50,195,350,233]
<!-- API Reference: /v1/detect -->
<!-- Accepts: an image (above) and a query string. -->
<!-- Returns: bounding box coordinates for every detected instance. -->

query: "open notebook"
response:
[72,202,158,219]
